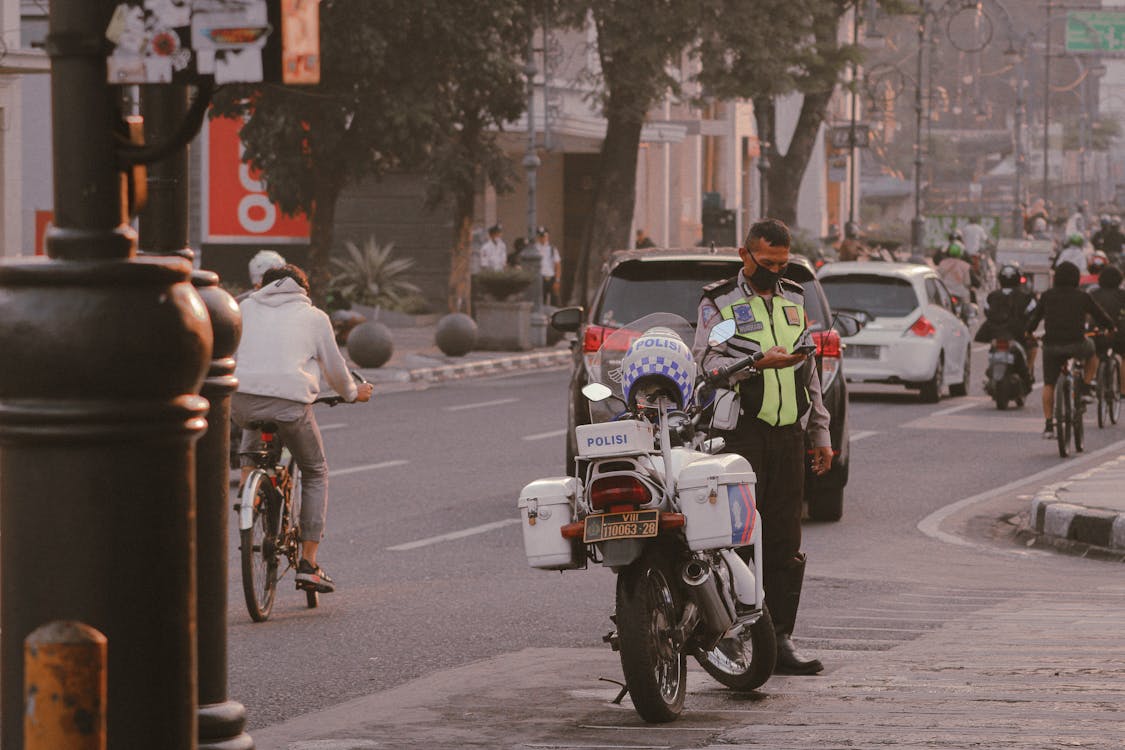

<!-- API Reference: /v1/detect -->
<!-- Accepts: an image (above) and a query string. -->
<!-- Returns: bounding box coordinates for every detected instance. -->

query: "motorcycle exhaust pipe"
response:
[681,560,735,641]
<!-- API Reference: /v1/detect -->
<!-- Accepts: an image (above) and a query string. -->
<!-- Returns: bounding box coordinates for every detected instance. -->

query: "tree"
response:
[417,3,529,314]
[698,0,865,228]
[554,0,706,304]
[211,1,529,308]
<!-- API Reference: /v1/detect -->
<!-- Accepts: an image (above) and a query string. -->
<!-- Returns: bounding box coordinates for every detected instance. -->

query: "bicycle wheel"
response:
[287,464,318,609]
[1110,357,1122,425]
[1097,359,1110,429]
[1073,377,1085,453]
[240,471,281,622]
[1054,375,1072,458]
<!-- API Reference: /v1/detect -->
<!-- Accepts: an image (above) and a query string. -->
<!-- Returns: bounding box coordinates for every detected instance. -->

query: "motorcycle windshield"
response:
[588,312,696,422]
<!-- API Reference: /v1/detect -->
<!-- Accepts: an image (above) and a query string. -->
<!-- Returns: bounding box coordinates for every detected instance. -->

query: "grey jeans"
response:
[232,393,329,542]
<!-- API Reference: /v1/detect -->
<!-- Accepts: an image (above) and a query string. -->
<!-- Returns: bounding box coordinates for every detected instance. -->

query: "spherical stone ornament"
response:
[347,321,395,368]
[435,313,478,357]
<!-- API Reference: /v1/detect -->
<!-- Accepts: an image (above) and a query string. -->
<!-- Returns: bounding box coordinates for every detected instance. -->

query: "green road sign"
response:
[1066,11,1125,54]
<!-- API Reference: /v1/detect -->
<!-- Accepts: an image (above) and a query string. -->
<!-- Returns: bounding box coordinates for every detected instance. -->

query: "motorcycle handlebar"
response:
[703,352,763,386]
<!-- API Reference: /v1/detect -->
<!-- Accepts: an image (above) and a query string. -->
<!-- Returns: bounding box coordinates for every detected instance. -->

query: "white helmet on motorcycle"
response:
[620,327,695,410]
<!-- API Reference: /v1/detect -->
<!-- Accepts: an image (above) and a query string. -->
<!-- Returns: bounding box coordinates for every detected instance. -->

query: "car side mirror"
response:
[708,319,737,347]
[832,312,866,337]
[550,306,584,333]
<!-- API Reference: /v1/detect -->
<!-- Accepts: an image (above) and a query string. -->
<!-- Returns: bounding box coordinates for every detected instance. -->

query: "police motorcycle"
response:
[517,313,775,723]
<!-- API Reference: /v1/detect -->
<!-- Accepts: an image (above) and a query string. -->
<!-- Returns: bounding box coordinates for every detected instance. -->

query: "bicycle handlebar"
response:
[313,370,369,407]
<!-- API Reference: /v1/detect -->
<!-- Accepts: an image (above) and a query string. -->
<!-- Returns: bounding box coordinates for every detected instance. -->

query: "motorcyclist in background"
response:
[1080,252,1110,290]
[936,241,978,324]
[976,263,1039,386]
[1053,234,1089,273]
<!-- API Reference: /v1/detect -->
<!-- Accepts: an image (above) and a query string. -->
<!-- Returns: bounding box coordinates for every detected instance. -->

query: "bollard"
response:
[24,621,107,750]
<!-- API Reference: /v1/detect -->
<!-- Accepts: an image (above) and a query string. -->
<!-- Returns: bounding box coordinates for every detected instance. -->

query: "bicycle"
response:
[235,376,365,622]
[1095,342,1122,428]
[1051,332,1101,458]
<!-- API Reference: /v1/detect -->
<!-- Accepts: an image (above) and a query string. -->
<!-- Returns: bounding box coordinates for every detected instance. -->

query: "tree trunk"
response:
[570,113,644,306]
[765,89,833,229]
[308,168,343,308]
[449,188,474,315]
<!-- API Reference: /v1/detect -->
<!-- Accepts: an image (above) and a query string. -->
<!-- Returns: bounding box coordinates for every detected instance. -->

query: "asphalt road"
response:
[227,345,1125,747]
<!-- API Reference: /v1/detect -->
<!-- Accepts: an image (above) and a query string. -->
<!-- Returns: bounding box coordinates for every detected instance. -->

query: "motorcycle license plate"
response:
[583,509,659,544]
[993,351,1015,364]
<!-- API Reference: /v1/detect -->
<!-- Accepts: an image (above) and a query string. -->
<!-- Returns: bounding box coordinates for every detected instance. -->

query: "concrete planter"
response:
[475,299,532,351]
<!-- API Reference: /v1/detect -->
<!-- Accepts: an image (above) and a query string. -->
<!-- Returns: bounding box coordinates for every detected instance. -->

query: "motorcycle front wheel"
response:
[616,553,686,723]
[695,606,776,691]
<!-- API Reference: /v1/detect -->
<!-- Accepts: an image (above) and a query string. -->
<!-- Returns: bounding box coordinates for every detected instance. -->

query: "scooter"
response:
[984,336,1031,410]
[517,313,775,723]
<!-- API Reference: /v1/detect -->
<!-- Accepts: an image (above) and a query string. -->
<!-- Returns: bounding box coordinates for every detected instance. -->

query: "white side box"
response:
[676,454,757,551]
[575,420,653,457]
[518,477,582,570]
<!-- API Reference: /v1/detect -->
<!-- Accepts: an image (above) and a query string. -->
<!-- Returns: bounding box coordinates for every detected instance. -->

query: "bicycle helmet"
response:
[1088,251,1109,274]
[1064,233,1085,248]
[619,327,695,410]
[998,263,1021,289]
[248,249,287,286]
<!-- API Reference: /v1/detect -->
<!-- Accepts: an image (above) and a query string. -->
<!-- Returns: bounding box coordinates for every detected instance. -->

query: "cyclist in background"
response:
[1090,265,1125,399]
[1025,262,1116,439]
[233,264,374,594]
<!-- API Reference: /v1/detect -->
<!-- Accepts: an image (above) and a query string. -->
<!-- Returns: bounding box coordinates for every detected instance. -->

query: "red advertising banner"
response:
[202,115,310,243]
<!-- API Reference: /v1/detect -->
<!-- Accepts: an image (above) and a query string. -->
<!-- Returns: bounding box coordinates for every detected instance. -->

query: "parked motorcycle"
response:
[984,336,1031,410]
[517,313,775,723]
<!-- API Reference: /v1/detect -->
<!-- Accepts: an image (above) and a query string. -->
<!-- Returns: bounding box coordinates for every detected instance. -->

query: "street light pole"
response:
[520,24,547,347]
[848,3,860,228]
[1042,0,1053,205]
[910,1,928,251]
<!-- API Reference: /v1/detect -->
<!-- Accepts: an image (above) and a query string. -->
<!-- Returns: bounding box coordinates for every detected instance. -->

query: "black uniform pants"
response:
[721,419,805,572]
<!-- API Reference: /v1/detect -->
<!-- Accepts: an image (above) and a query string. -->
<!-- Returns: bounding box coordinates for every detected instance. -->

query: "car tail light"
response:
[590,476,651,508]
[812,330,841,358]
[993,338,1010,351]
[582,324,612,353]
[909,316,936,338]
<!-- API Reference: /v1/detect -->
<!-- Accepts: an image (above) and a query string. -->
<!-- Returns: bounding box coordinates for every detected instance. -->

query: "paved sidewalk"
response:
[345,319,573,392]
[1025,453,1125,555]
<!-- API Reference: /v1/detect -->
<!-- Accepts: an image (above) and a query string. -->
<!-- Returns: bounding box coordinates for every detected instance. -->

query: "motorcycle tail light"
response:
[993,338,1010,351]
[909,316,937,338]
[590,476,650,508]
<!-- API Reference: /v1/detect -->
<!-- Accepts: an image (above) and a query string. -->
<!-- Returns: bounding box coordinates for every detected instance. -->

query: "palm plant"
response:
[327,236,421,310]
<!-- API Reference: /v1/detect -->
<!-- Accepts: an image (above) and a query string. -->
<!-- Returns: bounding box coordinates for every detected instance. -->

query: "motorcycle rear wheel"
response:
[695,605,776,692]
[616,554,686,723]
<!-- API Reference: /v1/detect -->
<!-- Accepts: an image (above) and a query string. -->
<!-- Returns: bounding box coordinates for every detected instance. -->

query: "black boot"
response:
[764,554,824,676]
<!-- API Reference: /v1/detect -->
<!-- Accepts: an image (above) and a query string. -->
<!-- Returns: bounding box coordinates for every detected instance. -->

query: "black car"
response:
[552,247,852,521]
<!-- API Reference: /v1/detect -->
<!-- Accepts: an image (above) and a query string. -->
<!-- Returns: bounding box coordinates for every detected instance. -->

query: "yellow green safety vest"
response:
[718,294,811,427]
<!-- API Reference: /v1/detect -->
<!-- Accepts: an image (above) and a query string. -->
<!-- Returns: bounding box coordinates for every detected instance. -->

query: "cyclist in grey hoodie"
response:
[233,264,374,593]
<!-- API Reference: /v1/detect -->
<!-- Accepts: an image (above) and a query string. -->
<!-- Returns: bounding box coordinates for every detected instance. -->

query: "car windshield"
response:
[796,280,829,331]
[820,274,919,319]
[595,259,739,327]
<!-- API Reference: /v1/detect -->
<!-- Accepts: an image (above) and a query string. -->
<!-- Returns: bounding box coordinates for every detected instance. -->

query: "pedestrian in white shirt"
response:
[479,225,508,271]
[961,217,988,258]
[535,226,562,305]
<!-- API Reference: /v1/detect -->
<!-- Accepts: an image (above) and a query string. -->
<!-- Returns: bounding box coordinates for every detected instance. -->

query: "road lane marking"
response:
[931,399,984,416]
[851,430,878,442]
[388,518,519,551]
[523,428,567,441]
[331,459,408,476]
[319,423,348,431]
[445,397,519,412]
[917,437,1125,554]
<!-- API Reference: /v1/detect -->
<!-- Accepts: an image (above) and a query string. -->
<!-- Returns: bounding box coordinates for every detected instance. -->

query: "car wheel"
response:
[807,486,843,522]
[949,345,970,397]
[919,353,944,403]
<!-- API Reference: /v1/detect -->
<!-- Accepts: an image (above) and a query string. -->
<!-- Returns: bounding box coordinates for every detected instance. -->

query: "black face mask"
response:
[748,250,784,290]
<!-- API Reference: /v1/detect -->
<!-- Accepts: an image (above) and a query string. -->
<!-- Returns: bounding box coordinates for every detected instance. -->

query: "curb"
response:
[362,348,572,387]
[1026,457,1125,554]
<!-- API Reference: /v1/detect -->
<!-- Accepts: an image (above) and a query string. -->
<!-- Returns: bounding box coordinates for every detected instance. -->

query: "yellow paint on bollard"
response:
[25,621,107,750]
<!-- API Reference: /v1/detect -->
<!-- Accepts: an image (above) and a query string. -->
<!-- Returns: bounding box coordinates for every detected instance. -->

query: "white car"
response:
[816,262,972,402]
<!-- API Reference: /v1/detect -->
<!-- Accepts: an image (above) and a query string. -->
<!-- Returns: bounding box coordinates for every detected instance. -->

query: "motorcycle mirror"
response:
[708,319,737,347]
[831,312,864,338]
[581,383,614,403]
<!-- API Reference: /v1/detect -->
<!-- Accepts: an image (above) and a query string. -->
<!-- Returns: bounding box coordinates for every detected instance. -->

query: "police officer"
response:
[692,219,833,675]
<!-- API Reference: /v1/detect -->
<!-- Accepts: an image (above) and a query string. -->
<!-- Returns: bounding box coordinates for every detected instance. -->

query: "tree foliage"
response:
[211,0,529,308]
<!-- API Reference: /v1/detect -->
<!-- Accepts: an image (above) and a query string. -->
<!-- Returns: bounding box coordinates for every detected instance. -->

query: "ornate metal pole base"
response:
[0,254,211,750]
